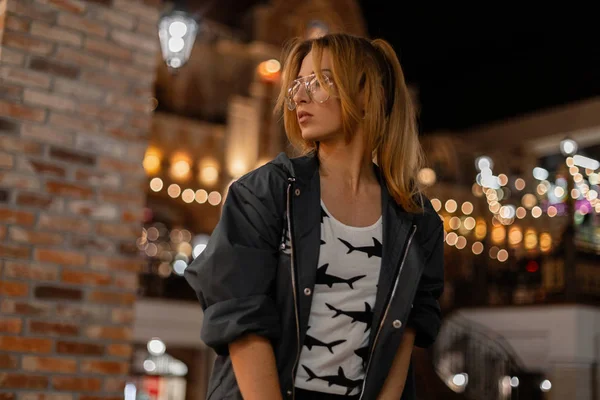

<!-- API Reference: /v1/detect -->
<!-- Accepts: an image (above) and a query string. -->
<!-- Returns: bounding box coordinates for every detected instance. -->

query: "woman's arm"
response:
[230,334,283,400]
[377,328,416,399]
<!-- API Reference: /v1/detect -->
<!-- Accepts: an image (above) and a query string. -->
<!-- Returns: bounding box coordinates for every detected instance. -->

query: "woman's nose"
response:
[293,83,310,104]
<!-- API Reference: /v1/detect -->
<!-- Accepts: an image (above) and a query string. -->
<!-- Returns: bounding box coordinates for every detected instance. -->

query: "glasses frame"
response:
[285,72,334,111]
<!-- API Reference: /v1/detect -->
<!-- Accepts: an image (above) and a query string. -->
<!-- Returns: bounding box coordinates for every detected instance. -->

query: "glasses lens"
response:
[308,75,330,103]
[286,81,300,110]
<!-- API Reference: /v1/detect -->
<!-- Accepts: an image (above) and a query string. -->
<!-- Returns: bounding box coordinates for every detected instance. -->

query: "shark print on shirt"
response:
[295,200,382,396]
[316,264,366,289]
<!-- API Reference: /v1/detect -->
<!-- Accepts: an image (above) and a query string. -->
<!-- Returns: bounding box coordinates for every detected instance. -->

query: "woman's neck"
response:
[317,134,377,195]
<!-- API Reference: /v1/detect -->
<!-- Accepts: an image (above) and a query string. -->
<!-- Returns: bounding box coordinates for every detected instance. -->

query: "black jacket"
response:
[184,152,444,400]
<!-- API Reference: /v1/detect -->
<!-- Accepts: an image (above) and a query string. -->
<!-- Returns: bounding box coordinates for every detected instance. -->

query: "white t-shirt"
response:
[294,200,383,396]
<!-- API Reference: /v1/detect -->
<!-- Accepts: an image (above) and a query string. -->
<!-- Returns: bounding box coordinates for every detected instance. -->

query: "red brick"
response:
[89,255,142,273]
[18,158,66,178]
[0,243,31,260]
[0,100,46,122]
[56,341,104,356]
[100,190,144,208]
[24,89,76,112]
[55,304,107,322]
[107,60,153,84]
[34,249,86,267]
[3,261,59,281]
[0,281,29,297]
[113,0,159,22]
[0,374,49,389]
[85,325,131,341]
[0,48,26,66]
[107,126,147,141]
[80,359,129,375]
[88,290,136,306]
[52,376,102,392]
[80,71,129,92]
[16,192,63,211]
[0,116,22,133]
[106,94,149,114]
[38,214,91,234]
[70,236,115,253]
[74,169,120,188]
[136,20,158,36]
[21,123,75,147]
[98,156,143,175]
[90,7,134,30]
[0,82,24,100]
[121,209,144,223]
[0,207,35,225]
[7,1,57,23]
[78,103,126,124]
[132,51,157,69]
[106,343,133,358]
[0,337,53,353]
[55,47,106,69]
[0,171,42,190]
[20,392,73,400]
[0,152,15,168]
[111,308,134,324]
[29,320,79,336]
[61,270,111,286]
[85,38,132,61]
[38,0,87,14]
[0,225,6,240]
[0,135,43,155]
[29,57,80,79]
[57,13,108,38]
[49,112,100,133]
[5,14,31,33]
[49,147,96,165]
[113,272,138,291]
[103,377,126,392]
[110,29,157,53]
[67,200,119,220]
[1,299,53,316]
[3,32,54,55]
[46,180,94,199]
[34,285,83,301]
[8,227,63,246]
[0,317,22,334]
[22,356,77,373]
[0,353,19,369]
[0,66,51,88]
[53,79,105,101]
[31,21,82,47]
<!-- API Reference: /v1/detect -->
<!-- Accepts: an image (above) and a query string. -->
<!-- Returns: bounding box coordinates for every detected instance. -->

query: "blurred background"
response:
[0,1,598,399]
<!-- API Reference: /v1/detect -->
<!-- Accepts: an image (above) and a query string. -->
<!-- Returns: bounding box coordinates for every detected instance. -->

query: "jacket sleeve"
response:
[184,179,283,355]
[407,220,444,348]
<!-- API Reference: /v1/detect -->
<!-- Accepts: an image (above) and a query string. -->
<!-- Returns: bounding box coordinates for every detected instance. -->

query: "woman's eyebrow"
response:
[296,68,332,79]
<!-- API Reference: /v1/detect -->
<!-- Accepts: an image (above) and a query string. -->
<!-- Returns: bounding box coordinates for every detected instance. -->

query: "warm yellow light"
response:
[258,60,281,82]
[208,191,222,206]
[461,201,473,215]
[170,158,191,181]
[149,177,163,192]
[143,148,161,175]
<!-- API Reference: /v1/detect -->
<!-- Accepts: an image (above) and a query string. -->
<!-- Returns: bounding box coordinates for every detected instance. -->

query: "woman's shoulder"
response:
[231,152,298,203]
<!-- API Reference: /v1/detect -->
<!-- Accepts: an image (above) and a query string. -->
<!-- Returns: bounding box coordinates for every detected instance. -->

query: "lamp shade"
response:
[158,11,198,70]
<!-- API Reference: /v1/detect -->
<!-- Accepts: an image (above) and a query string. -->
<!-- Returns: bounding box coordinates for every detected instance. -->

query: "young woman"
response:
[185,33,444,400]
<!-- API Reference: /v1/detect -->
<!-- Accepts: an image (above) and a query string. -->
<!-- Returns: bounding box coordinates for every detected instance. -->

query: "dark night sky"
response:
[357,3,600,133]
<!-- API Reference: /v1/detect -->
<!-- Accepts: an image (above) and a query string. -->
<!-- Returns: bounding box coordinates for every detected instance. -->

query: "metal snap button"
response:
[392,320,402,329]
[294,188,301,196]
[286,390,292,396]
[303,288,311,296]
[280,242,286,250]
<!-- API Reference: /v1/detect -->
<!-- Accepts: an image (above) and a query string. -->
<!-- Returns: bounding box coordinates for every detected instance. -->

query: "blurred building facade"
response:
[0,1,598,400]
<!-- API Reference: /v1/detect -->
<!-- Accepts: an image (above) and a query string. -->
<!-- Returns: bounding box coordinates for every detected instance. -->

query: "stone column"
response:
[0,0,160,398]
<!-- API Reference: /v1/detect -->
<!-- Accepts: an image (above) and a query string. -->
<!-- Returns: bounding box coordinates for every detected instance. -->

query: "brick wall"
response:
[0,0,160,398]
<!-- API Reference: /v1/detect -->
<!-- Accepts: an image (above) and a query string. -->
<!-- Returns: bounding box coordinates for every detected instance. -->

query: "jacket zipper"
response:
[286,177,300,399]
[358,224,417,400]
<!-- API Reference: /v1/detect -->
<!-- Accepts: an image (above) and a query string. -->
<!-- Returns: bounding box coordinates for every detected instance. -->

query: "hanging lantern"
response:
[158,10,198,70]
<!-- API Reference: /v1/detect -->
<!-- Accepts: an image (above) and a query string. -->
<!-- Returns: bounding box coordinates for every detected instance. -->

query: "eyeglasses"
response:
[285,72,334,111]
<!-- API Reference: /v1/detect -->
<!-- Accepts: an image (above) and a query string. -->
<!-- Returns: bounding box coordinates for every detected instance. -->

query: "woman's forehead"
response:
[298,49,332,76]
